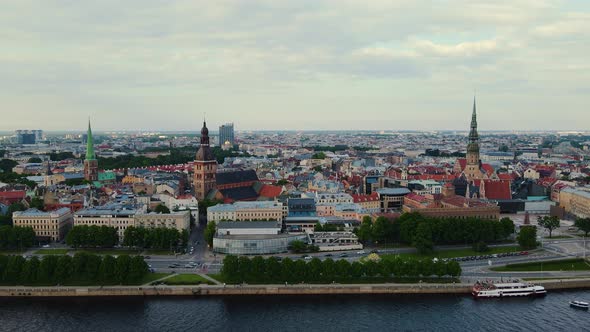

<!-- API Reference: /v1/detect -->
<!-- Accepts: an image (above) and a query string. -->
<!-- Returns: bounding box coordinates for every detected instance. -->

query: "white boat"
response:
[569,301,589,310]
[472,281,546,298]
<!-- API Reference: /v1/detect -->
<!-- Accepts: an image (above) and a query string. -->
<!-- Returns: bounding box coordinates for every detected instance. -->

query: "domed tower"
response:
[84,120,98,182]
[464,97,482,180]
[193,121,217,200]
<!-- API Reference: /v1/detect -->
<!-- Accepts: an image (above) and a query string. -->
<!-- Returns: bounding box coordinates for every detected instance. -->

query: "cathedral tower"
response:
[193,121,217,200]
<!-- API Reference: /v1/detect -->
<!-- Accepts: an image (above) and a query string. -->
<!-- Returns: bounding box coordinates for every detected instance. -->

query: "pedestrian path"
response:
[143,274,176,286]
[199,274,222,285]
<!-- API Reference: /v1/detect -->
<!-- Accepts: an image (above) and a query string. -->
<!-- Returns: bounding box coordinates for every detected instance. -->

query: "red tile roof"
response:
[497,173,513,181]
[258,185,283,198]
[457,159,467,170]
[482,180,511,200]
[352,192,379,203]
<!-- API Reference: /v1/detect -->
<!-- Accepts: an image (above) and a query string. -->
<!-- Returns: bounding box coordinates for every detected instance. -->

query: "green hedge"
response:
[0,253,148,286]
[220,255,461,284]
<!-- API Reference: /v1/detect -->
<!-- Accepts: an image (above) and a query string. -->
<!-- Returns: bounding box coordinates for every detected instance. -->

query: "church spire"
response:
[468,96,479,143]
[85,120,96,160]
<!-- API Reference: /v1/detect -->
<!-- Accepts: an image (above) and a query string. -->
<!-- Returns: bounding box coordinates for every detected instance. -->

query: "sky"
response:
[1,0,589,132]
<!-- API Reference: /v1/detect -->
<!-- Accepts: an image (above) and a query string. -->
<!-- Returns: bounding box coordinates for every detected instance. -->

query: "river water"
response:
[1,291,589,331]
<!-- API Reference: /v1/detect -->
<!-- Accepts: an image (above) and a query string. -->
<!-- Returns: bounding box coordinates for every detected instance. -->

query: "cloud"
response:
[0,0,588,131]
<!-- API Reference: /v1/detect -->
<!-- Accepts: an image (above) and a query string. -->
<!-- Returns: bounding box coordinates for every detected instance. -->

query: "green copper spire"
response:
[85,120,96,160]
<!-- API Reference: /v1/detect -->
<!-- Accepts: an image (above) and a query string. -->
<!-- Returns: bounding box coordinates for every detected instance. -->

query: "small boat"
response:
[569,301,589,310]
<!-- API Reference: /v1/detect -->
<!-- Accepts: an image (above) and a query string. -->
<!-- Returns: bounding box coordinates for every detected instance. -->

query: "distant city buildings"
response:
[218,123,235,147]
[15,130,43,144]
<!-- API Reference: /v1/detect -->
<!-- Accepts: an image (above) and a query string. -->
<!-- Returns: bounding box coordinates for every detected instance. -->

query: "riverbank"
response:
[2,278,590,297]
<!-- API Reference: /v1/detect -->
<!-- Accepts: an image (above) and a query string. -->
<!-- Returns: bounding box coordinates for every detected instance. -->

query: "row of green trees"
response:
[123,226,188,250]
[0,253,148,286]
[0,226,36,250]
[221,255,461,284]
[66,225,119,248]
[356,214,515,253]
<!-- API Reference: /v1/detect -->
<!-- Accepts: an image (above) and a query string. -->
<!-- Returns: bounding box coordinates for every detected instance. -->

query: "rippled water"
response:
[1,291,589,332]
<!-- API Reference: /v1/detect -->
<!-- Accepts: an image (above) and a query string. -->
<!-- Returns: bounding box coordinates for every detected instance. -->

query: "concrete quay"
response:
[0,278,589,298]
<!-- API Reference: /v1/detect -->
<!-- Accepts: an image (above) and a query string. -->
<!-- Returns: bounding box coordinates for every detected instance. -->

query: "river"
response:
[1,291,589,331]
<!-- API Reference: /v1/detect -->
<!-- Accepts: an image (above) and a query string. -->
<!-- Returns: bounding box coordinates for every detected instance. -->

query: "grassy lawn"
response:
[162,274,214,285]
[522,277,590,281]
[382,246,524,260]
[207,274,459,285]
[491,258,590,272]
[0,250,25,255]
[34,249,69,255]
[139,273,170,285]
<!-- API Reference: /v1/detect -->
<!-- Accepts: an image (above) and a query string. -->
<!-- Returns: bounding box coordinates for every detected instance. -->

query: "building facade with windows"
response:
[12,208,73,242]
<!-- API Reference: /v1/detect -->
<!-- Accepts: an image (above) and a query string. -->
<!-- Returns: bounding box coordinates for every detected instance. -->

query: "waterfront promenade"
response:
[2,278,590,297]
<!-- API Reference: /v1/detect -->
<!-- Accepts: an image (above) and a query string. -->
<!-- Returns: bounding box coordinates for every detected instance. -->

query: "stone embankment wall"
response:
[1,279,589,298]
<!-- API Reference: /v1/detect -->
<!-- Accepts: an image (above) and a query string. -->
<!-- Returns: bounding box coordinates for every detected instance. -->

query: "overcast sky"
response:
[1,0,589,132]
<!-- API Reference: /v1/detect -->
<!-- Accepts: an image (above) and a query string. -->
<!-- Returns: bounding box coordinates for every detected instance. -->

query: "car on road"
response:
[144,256,151,259]
[42,244,50,248]
[184,264,194,268]
[339,253,348,258]
[303,255,312,260]
[324,253,333,257]
[168,265,177,268]
[356,250,366,255]
[370,249,379,254]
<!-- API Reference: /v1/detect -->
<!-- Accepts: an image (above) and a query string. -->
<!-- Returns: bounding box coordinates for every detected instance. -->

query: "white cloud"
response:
[0,0,588,131]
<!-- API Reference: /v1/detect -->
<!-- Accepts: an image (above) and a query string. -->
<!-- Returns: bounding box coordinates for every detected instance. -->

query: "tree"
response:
[154,204,170,214]
[0,159,17,173]
[126,256,148,284]
[312,152,326,159]
[99,255,117,284]
[517,226,538,249]
[114,255,131,284]
[28,157,43,163]
[357,217,373,243]
[289,240,307,253]
[537,216,560,238]
[574,218,590,237]
[204,222,216,248]
[221,255,240,284]
[21,256,40,285]
[413,223,434,254]
[500,217,515,238]
[30,196,45,211]
[276,179,289,186]
[54,255,73,284]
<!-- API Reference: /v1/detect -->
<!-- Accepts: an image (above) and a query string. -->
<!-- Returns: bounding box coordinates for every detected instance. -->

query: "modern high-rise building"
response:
[194,121,217,200]
[15,130,40,144]
[84,121,98,182]
[218,123,235,147]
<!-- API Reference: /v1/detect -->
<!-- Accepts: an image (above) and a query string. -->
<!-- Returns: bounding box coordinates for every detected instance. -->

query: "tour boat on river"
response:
[472,281,546,298]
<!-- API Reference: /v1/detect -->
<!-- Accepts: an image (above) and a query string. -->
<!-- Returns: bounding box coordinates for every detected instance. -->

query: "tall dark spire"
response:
[467,96,480,154]
[469,96,478,143]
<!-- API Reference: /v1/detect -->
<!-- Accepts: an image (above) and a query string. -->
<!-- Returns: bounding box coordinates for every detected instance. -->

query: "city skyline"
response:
[2,1,589,131]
